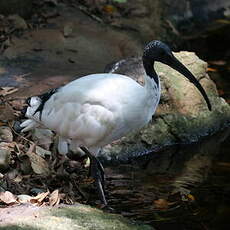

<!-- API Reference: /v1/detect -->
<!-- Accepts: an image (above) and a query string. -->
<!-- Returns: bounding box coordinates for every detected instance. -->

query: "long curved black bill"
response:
[168,55,212,111]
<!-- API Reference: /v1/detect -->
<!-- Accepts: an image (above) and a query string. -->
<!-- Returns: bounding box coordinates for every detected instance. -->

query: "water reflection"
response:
[105,128,230,229]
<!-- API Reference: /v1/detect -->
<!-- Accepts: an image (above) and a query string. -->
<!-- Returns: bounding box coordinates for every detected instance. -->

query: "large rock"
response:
[0,204,153,230]
[99,51,230,163]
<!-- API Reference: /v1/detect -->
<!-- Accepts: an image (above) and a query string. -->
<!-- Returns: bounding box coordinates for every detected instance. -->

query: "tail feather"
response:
[20,88,59,132]
[24,96,42,120]
[19,96,42,132]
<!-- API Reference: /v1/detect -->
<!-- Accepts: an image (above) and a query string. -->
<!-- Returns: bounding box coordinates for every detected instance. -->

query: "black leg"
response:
[80,146,107,206]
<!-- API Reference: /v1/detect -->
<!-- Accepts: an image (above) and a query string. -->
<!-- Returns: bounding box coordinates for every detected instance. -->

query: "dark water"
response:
[105,128,230,230]
[180,24,230,104]
[104,31,230,229]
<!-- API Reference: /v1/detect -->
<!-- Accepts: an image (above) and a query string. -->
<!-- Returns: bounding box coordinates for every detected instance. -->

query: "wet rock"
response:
[99,52,230,162]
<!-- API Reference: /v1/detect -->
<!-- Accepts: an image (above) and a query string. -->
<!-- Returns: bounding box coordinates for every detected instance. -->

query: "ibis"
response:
[20,40,212,206]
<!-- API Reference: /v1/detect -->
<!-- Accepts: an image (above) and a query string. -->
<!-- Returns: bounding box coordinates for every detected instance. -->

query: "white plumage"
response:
[21,73,160,155]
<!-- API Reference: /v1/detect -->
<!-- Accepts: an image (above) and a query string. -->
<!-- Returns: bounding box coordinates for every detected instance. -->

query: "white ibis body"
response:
[20,40,211,206]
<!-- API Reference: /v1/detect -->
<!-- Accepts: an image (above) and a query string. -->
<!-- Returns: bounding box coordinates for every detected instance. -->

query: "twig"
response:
[77,4,104,24]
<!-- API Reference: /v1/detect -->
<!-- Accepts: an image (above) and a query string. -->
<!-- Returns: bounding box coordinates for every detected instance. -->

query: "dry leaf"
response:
[207,67,217,72]
[0,191,17,204]
[154,199,169,210]
[0,87,18,96]
[0,126,13,142]
[26,143,50,175]
[49,189,60,206]
[0,103,15,121]
[31,191,50,204]
[103,5,117,14]
[27,151,50,175]
[187,194,195,201]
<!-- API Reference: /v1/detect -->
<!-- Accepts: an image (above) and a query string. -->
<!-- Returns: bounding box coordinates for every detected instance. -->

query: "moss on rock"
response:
[99,52,230,162]
[0,204,153,230]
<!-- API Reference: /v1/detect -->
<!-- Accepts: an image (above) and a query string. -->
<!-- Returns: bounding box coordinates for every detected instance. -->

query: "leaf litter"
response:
[0,94,94,208]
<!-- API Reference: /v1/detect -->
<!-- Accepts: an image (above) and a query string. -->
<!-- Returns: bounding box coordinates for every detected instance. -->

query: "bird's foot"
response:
[80,146,107,206]
[101,204,115,213]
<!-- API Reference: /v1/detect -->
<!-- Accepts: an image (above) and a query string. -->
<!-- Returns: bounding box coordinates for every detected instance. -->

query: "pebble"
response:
[0,142,11,171]
[0,126,13,142]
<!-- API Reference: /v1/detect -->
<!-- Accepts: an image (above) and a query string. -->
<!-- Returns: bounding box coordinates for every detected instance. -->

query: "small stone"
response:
[17,194,32,203]
[13,121,23,133]
[36,146,51,158]
[0,126,13,142]
[0,142,11,171]
[32,128,54,149]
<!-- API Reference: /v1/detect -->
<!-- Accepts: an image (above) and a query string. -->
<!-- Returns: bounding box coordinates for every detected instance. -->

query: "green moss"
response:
[0,205,153,230]
[51,205,152,230]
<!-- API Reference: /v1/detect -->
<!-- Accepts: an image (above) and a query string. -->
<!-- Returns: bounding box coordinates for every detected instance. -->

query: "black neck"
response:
[143,59,159,85]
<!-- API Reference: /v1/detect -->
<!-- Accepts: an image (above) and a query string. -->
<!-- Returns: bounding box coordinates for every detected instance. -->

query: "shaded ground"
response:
[0,1,142,98]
